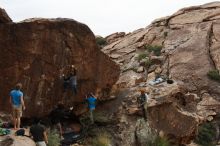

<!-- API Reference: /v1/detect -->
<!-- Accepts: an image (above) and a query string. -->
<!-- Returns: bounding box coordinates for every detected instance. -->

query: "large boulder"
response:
[135,119,157,146]
[0,8,12,23]
[0,12,120,117]
[148,101,199,144]
[0,136,35,146]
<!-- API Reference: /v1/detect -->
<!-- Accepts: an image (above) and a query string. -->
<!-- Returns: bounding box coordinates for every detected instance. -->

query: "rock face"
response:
[0,9,120,117]
[102,2,220,145]
[105,32,126,44]
[102,2,220,96]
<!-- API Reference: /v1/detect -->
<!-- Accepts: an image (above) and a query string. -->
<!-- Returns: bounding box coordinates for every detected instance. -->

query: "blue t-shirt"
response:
[87,96,97,109]
[10,89,23,106]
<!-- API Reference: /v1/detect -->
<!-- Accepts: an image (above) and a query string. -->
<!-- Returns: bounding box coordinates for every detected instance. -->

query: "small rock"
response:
[137,66,144,73]
[207,116,214,121]
[155,66,162,74]
[147,72,156,81]
[137,42,145,48]
[138,82,147,87]
[135,77,145,85]
[110,54,121,59]
[148,65,159,73]
[127,107,139,115]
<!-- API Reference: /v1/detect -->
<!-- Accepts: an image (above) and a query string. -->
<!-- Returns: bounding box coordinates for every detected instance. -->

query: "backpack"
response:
[15,128,25,136]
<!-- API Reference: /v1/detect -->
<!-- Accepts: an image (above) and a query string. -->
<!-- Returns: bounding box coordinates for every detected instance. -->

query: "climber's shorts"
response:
[12,105,22,118]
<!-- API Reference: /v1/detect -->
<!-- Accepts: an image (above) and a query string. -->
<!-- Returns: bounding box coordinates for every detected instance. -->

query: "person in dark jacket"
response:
[30,119,48,146]
[137,90,148,120]
[62,65,77,95]
[69,65,77,95]
[49,103,65,137]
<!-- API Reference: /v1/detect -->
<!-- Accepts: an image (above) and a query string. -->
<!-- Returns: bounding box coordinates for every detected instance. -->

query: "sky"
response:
[0,0,216,36]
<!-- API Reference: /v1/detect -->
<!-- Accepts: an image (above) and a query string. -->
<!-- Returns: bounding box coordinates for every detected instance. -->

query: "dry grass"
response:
[91,131,111,146]
[47,129,61,146]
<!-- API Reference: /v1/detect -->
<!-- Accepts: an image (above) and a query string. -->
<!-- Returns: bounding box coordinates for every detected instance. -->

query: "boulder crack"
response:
[207,22,217,70]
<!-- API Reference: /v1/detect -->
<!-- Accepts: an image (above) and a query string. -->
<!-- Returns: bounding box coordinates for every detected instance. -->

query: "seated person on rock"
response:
[154,66,163,81]
[30,119,48,146]
[149,67,164,85]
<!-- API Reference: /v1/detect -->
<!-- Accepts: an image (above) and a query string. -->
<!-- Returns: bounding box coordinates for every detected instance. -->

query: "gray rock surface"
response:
[102,2,220,145]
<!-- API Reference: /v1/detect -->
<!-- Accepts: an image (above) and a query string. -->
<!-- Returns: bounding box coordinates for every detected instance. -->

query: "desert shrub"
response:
[136,52,149,61]
[195,122,216,146]
[154,136,170,146]
[143,59,152,68]
[93,111,113,124]
[91,131,111,146]
[147,136,170,146]
[96,37,107,46]
[163,32,168,37]
[207,70,220,81]
[48,129,61,146]
[145,45,162,56]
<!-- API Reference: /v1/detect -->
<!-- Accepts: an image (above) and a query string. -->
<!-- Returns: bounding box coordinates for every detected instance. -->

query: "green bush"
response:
[0,119,2,127]
[136,52,149,61]
[91,131,111,146]
[96,37,107,46]
[163,32,168,37]
[207,70,220,81]
[145,45,162,56]
[144,59,152,68]
[147,136,170,146]
[48,129,61,146]
[195,122,216,146]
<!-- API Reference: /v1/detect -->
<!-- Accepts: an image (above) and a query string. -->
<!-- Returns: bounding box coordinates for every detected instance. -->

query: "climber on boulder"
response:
[62,73,70,93]
[69,65,77,95]
[62,65,77,95]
